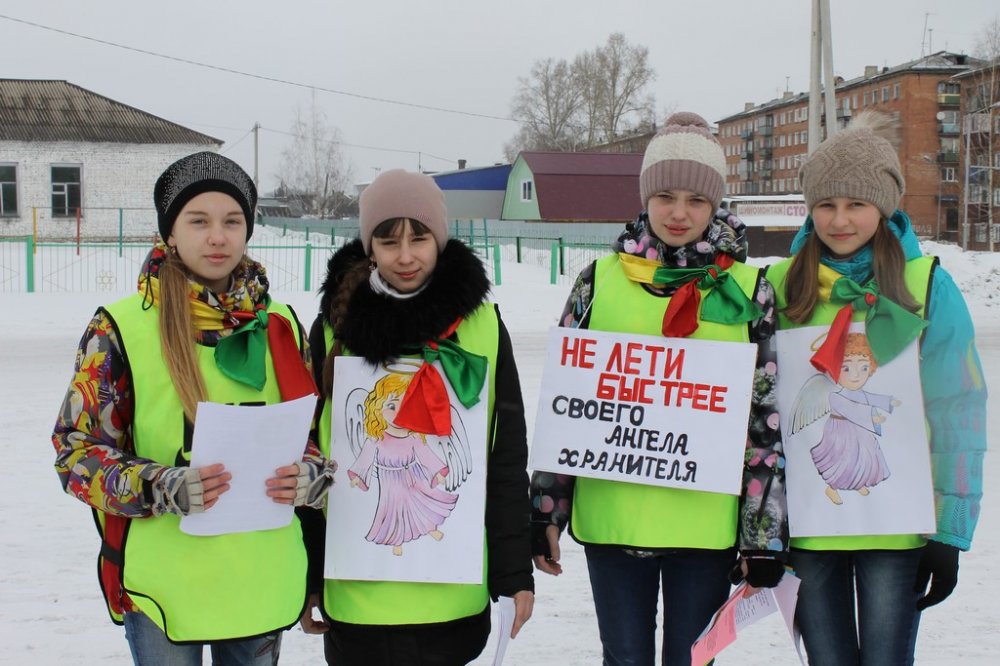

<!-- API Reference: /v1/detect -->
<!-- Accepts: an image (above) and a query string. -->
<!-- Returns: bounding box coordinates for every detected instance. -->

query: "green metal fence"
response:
[1,220,613,293]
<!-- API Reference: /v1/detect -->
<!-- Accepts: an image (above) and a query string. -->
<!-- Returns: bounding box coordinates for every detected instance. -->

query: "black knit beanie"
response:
[154,152,257,241]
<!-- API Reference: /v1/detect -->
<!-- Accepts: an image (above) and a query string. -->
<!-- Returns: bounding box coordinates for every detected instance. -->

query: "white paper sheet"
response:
[180,395,315,536]
[491,596,515,666]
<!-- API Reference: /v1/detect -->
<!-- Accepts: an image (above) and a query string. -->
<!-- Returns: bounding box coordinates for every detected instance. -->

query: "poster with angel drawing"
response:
[775,322,935,538]
[324,357,488,584]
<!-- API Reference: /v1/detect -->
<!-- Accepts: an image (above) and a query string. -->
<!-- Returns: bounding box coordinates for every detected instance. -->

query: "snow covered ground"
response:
[1,239,998,664]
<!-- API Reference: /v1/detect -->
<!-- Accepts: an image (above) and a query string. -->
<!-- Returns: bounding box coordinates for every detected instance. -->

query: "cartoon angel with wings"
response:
[789,333,901,505]
[344,367,473,556]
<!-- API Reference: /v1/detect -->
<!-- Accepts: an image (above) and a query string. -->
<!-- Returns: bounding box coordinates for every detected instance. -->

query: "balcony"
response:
[741,149,754,160]
[937,151,959,164]
[937,93,960,106]
[740,129,754,140]
[761,170,773,180]
[757,125,773,137]
[836,107,852,119]
[759,145,773,157]
[938,123,960,136]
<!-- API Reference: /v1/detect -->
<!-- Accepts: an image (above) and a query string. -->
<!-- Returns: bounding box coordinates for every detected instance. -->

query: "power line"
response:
[0,13,518,124]
[258,126,455,165]
[220,127,254,155]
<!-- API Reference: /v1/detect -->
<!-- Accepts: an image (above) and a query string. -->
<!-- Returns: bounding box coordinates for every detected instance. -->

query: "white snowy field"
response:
[1,241,998,664]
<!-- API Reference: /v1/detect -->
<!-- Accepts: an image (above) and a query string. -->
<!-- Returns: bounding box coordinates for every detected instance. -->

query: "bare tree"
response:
[275,98,352,218]
[572,50,604,147]
[593,33,656,142]
[509,57,583,152]
[506,33,657,156]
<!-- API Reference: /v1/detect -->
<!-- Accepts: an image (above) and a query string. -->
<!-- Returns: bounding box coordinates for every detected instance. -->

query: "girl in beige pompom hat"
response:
[766,111,986,665]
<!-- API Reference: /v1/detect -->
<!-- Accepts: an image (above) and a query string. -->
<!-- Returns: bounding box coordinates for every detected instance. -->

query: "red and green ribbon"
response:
[811,276,927,380]
[648,254,763,338]
[394,318,488,436]
[214,297,319,400]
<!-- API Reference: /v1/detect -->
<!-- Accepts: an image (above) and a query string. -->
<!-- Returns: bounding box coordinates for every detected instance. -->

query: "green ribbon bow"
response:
[214,302,270,391]
[830,277,927,364]
[405,338,488,409]
[653,263,763,326]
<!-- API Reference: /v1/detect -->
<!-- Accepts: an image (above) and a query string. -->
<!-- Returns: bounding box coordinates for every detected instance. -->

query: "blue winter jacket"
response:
[791,210,987,550]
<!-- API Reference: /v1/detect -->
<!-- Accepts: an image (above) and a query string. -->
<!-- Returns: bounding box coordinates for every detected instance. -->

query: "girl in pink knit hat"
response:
[299,169,534,665]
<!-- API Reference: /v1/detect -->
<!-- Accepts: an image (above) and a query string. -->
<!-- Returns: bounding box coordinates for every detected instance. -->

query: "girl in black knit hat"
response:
[52,151,335,663]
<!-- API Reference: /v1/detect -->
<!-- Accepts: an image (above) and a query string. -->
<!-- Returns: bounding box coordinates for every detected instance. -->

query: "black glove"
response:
[743,558,786,588]
[729,557,785,588]
[530,520,553,558]
[914,541,960,610]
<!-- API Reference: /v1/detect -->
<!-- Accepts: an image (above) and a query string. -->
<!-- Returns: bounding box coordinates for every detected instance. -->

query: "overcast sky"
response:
[0,1,996,195]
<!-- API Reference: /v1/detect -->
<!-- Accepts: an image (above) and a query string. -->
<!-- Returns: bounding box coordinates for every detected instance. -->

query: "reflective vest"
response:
[318,303,499,625]
[570,254,762,549]
[103,293,308,642]
[766,256,936,551]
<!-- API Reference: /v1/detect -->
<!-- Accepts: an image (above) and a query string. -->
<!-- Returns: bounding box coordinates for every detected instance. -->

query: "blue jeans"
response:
[124,611,282,666]
[789,548,923,666]
[585,545,736,666]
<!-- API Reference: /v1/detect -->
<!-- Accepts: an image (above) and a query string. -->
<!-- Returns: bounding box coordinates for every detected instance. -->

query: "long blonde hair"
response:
[362,373,412,440]
[783,222,920,323]
[157,250,208,423]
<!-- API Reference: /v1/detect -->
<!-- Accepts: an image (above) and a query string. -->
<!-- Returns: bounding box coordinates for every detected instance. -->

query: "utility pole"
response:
[808,0,838,155]
[252,122,260,188]
[962,115,971,250]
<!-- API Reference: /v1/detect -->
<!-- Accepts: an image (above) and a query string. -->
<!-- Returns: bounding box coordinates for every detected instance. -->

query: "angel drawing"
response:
[344,366,473,556]
[789,333,901,506]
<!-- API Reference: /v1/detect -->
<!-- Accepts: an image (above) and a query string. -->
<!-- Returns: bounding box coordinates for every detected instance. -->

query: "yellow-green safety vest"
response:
[318,302,499,625]
[104,293,309,642]
[570,254,762,550]
[766,255,936,551]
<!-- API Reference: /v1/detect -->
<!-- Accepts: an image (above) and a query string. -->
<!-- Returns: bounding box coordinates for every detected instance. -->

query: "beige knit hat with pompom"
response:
[799,110,905,219]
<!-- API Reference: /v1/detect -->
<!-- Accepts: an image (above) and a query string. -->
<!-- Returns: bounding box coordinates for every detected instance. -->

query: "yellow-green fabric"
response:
[319,303,499,625]
[766,256,935,551]
[570,254,760,549]
[105,294,308,642]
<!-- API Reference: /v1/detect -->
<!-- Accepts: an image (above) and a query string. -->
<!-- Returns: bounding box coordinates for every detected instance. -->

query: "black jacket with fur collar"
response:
[299,238,534,614]
[315,238,491,364]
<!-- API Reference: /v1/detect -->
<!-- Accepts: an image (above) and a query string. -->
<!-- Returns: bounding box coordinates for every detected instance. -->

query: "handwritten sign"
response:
[530,328,757,495]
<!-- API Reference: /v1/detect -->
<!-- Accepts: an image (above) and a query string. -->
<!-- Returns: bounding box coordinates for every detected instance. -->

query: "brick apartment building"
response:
[954,61,1000,250]
[716,52,981,241]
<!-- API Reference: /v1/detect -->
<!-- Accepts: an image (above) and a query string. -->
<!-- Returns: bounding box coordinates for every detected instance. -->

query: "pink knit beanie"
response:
[359,169,449,254]
[639,112,727,209]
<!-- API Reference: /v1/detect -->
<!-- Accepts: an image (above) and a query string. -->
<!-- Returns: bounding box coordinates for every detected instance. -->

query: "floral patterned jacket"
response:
[529,210,789,559]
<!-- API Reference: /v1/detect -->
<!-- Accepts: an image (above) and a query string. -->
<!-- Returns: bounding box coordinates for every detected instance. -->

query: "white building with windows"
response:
[0,79,220,240]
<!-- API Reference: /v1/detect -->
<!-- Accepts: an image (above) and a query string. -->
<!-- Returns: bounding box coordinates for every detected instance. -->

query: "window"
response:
[863,91,870,106]
[779,134,786,147]
[852,94,858,109]
[882,87,890,102]
[520,180,533,202]
[995,188,1000,207]
[893,83,900,99]
[939,110,959,125]
[941,167,956,182]
[0,164,17,216]
[52,165,82,217]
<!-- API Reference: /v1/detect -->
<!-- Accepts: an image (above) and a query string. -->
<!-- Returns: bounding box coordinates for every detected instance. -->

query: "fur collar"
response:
[317,238,491,363]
